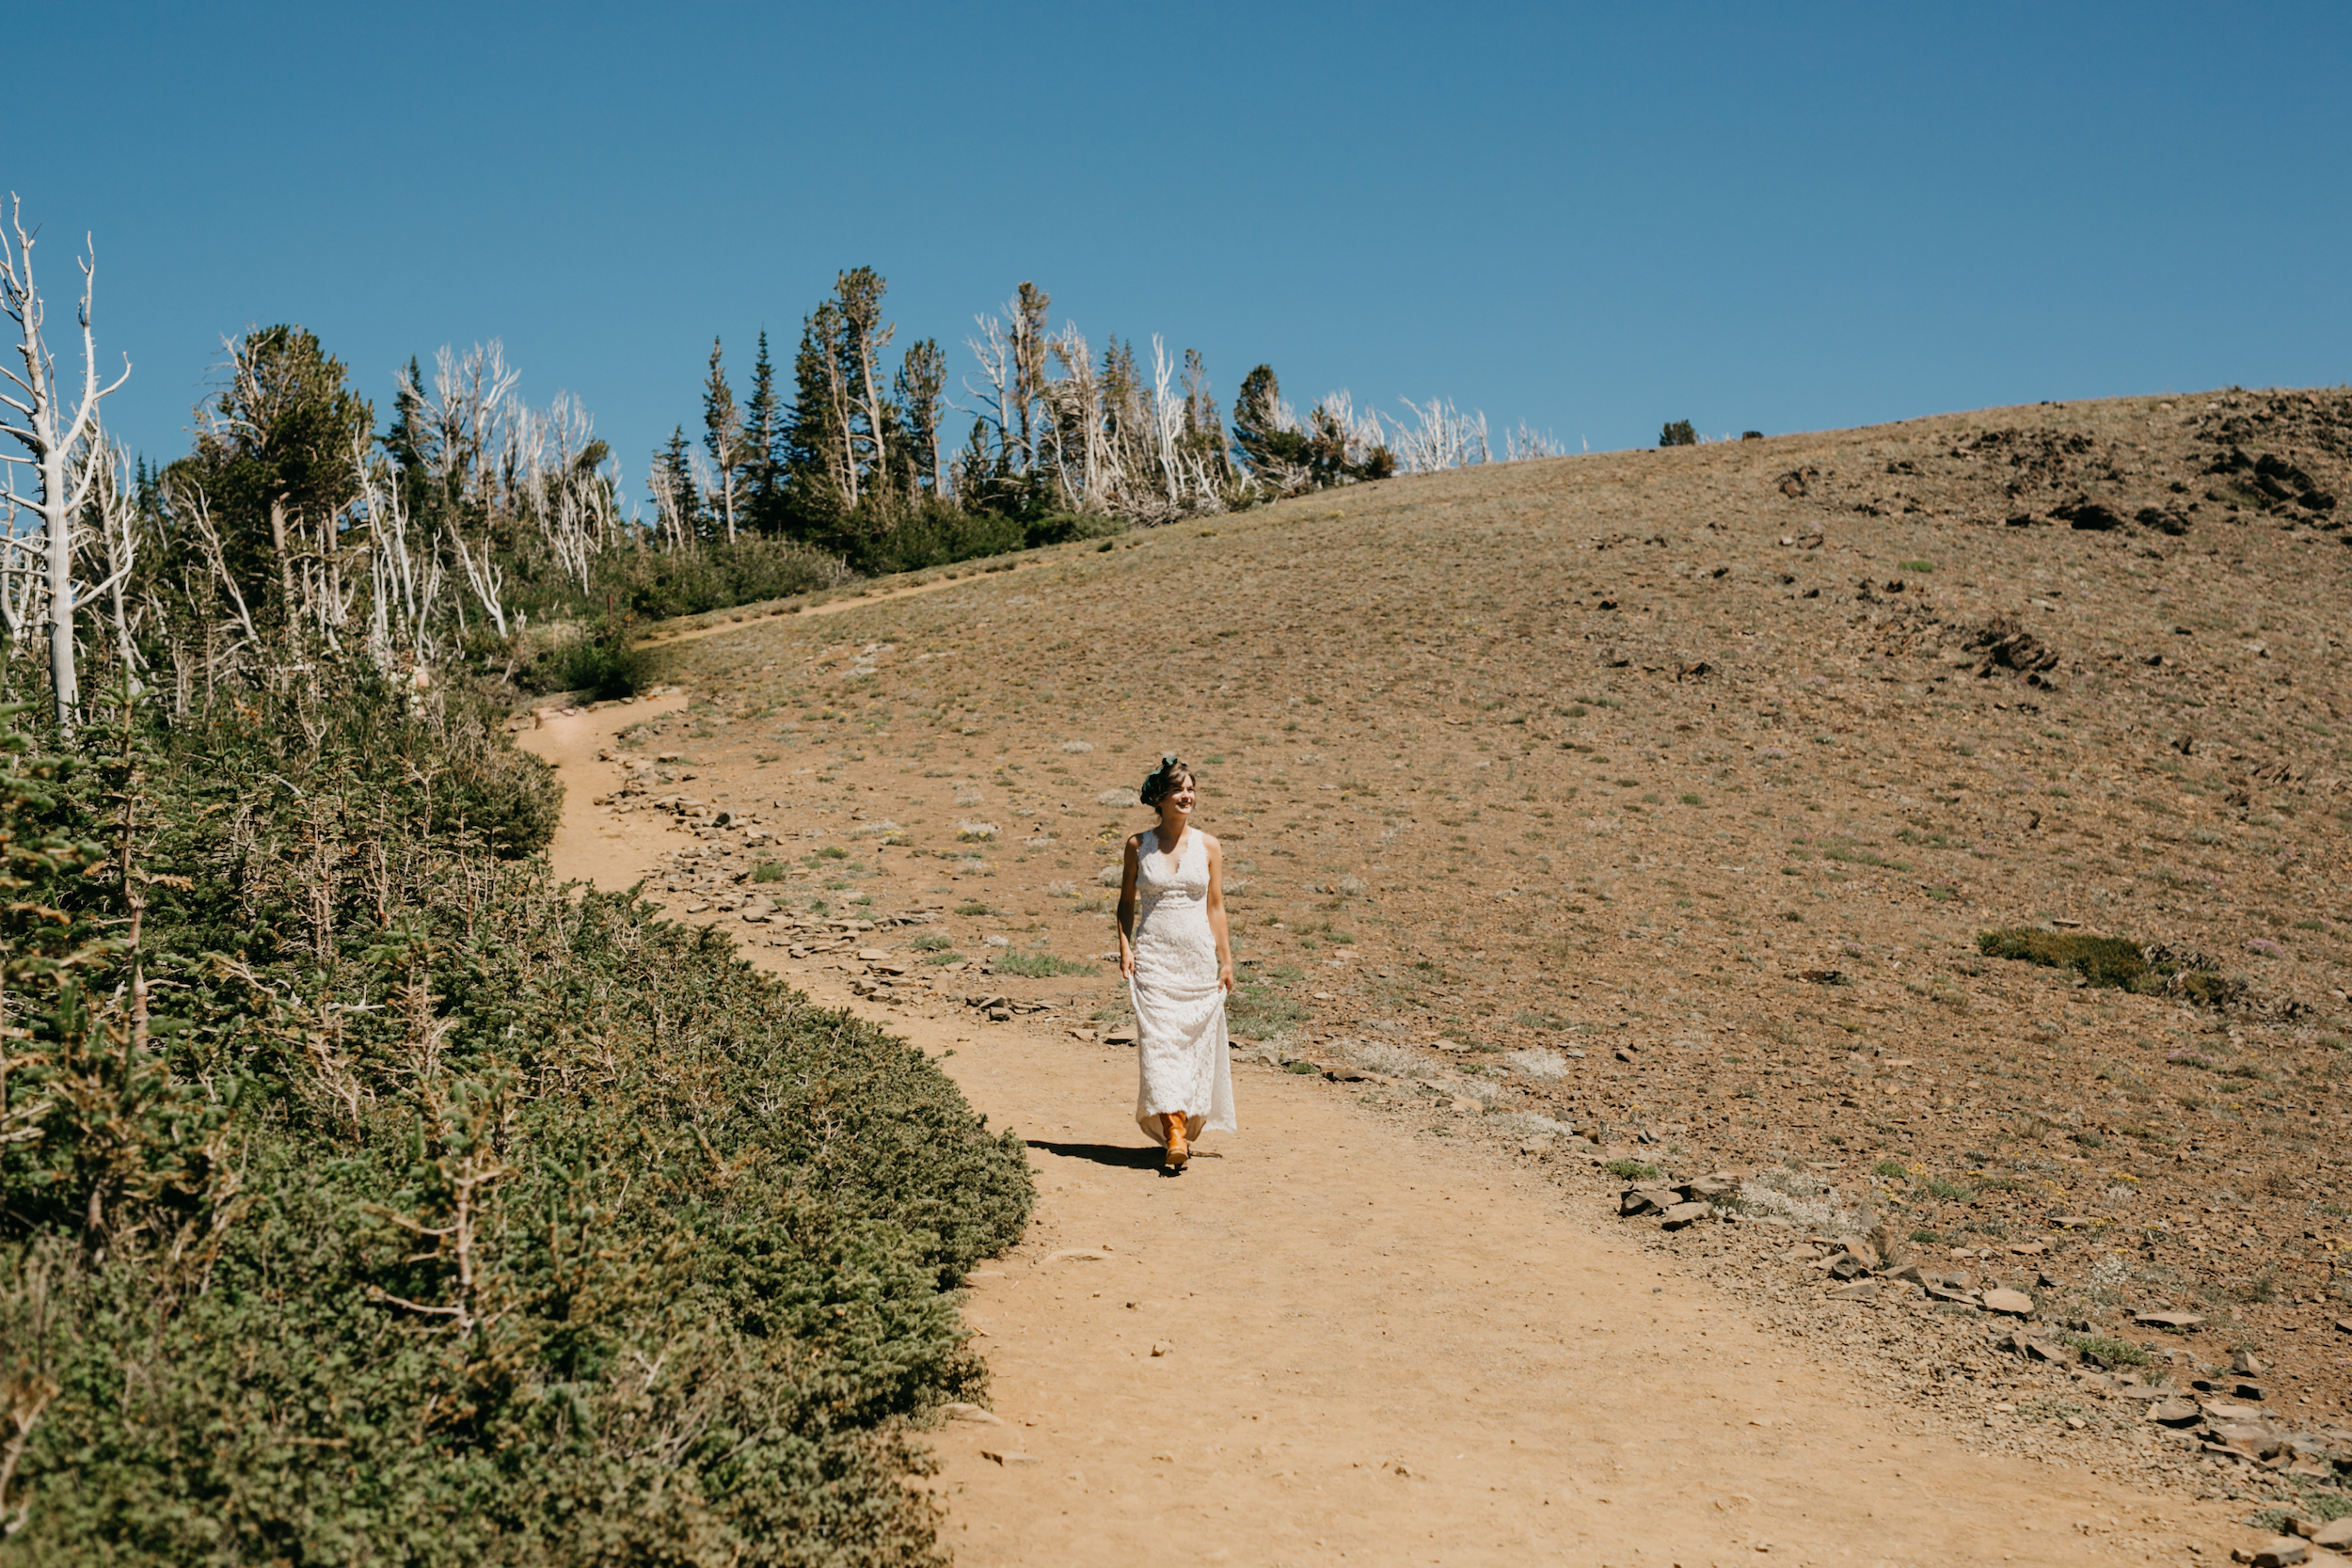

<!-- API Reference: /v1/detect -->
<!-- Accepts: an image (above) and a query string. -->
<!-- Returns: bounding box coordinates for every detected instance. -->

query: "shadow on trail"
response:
[1025,1139,1160,1171]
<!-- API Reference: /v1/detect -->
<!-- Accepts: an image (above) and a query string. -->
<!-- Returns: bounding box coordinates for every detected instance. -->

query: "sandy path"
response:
[639,573,967,647]
[522,701,2247,1568]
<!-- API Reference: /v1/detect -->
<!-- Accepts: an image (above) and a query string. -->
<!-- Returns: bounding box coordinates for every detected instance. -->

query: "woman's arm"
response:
[1116,833,1142,978]
[1202,833,1234,993]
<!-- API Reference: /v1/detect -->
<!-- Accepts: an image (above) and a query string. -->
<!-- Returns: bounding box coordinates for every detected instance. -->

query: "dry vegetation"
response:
[602,386,2352,1446]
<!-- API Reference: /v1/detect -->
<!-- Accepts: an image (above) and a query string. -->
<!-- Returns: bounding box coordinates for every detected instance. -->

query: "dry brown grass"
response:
[628,384,2352,1418]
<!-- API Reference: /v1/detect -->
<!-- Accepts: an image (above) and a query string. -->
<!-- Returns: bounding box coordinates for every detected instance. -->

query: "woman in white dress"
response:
[1116,755,1237,1171]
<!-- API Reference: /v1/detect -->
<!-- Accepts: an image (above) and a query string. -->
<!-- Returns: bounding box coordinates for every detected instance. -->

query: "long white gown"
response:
[1129,826,1237,1141]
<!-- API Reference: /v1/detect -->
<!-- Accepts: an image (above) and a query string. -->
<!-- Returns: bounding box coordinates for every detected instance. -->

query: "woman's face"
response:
[1163,774,1197,816]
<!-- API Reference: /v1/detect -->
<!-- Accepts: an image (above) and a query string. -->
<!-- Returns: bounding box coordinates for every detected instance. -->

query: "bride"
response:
[1116,754,1237,1171]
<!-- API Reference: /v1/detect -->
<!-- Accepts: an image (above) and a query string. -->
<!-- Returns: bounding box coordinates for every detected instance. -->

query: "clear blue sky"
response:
[13,1,2348,491]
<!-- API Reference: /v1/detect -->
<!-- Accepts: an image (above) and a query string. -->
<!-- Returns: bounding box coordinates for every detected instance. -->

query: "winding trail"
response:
[522,700,2240,1568]
[637,572,969,648]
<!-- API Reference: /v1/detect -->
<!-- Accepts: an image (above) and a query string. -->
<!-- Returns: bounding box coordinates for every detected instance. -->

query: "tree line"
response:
[3,197,1564,735]
[660,267,1567,548]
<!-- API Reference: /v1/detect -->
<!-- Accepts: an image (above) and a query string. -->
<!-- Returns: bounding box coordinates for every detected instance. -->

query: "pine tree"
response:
[894,338,946,496]
[1009,281,1050,476]
[784,301,852,531]
[741,330,782,531]
[651,426,702,543]
[701,338,744,541]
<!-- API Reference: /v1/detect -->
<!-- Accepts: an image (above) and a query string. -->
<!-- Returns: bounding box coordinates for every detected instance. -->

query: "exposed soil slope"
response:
[528,385,2352,1560]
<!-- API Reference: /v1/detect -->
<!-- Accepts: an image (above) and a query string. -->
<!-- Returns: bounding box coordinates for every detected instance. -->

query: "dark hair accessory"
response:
[1139,753,1192,810]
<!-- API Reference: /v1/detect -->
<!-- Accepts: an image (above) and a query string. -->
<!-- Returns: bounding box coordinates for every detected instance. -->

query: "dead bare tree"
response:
[84,441,144,681]
[0,197,131,728]
[1385,397,1490,473]
[1504,421,1566,462]
[347,434,442,678]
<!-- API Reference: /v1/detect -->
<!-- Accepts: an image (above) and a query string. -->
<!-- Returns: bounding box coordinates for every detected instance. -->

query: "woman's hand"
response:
[1217,958,1234,994]
[1120,942,1136,979]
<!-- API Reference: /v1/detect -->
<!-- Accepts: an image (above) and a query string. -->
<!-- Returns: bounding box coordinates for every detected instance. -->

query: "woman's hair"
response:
[1139,753,1193,810]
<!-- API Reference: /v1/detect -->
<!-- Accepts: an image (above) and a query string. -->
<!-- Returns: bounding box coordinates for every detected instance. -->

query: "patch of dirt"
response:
[524,385,2352,1560]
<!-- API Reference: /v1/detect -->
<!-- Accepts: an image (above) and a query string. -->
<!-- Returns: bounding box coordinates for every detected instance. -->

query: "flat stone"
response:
[2231,1350,2266,1376]
[1826,1279,1880,1303]
[1042,1248,1111,1264]
[1982,1288,2035,1317]
[1621,1186,1681,1218]
[945,1403,1005,1425]
[2148,1397,2201,1426]
[2248,1537,2307,1567]
[979,1449,1041,1466]
[1884,1263,1925,1284]
[2312,1519,2352,1549]
[1682,1171,1741,1200]
[856,948,889,962]
[1827,1253,1870,1281]
[1659,1201,1712,1230]
[2135,1310,2204,1331]
[2201,1400,2272,1425]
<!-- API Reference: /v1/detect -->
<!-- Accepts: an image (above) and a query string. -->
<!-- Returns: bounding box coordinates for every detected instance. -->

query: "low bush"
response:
[992,951,1097,978]
[1982,928,2249,1009]
[0,673,1031,1565]
[1977,927,2148,987]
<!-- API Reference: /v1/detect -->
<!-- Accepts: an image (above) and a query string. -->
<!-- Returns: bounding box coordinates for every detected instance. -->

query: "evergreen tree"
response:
[1009,282,1050,475]
[1232,364,1310,480]
[741,330,783,531]
[783,300,851,533]
[386,354,435,521]
[778,270,903,532]
[161,325,373,629]
[894,338,946,496]
[651,425,703,541]
[701,338,744,540]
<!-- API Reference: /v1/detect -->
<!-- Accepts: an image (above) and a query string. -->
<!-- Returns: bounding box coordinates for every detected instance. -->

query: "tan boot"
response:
[1162,1112,1189,1169]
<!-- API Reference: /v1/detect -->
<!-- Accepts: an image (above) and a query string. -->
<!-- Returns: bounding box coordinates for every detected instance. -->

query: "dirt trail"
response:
[522,701,2245,1568]
[639,573,965,647]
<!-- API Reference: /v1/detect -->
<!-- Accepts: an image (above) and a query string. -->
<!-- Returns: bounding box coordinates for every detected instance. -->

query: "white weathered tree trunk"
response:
[0,196,130,731]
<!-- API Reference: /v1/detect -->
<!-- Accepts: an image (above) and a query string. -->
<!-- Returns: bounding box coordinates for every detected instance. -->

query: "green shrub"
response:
[1605,1159,1662,1180]
[584,535,855,621]
[0,672,1030,1565]
[992,951,1096,977]
[1977,927,2149,988]
[521,611,654,699]
[1659,420,1697,449]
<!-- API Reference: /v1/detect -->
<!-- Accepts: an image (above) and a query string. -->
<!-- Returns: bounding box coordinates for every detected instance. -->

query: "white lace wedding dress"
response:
[1130,826,1236,1140]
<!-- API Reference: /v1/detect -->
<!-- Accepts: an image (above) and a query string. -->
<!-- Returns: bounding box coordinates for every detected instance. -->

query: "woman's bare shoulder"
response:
[1122,831,1148,854]
[1200,830,1224,853]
